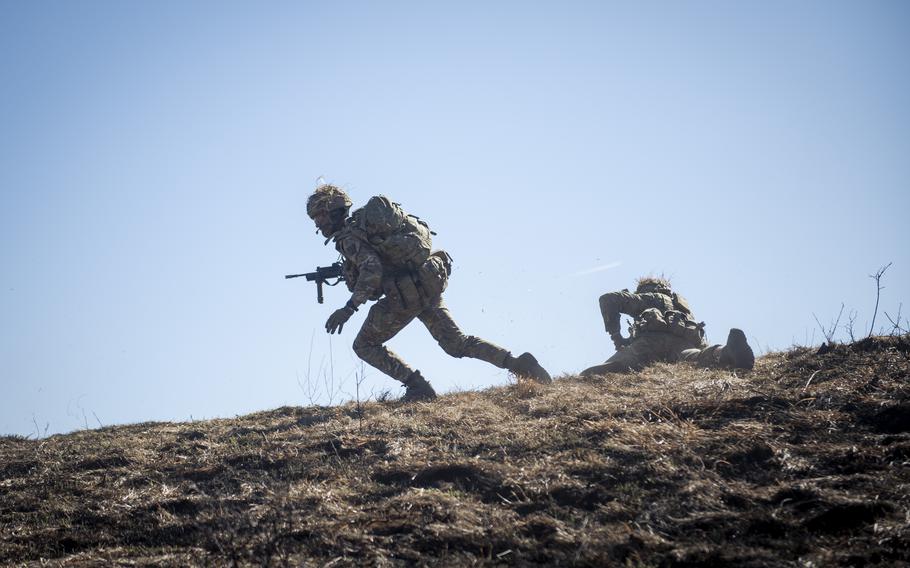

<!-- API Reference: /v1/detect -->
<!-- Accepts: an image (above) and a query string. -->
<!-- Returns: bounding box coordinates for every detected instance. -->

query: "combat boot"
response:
[507,352,553,384]
[719,328,755,370]
[401,371,437,402]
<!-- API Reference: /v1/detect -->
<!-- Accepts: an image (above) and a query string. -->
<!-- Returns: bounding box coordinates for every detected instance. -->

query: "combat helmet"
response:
[306,184,353,219]
[635,276,672,295]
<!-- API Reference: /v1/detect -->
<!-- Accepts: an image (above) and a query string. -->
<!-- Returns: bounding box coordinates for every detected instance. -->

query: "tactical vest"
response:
[632,293,707,347]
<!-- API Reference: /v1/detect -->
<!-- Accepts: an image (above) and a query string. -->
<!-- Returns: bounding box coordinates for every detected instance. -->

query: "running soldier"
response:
[581,277,755,376]
[307,184,552,402]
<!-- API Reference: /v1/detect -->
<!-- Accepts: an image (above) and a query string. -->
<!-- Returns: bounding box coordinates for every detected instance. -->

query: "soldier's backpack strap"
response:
[668,293,707,344]
[671,292,694,318]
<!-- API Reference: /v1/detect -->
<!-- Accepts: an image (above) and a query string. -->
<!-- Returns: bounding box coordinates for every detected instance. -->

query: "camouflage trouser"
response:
[352,294,512,383]
[583,332,722,374]
[678,344,725,366]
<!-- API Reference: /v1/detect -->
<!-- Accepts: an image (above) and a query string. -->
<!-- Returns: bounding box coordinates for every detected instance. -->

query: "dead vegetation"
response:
[1,335,908,566]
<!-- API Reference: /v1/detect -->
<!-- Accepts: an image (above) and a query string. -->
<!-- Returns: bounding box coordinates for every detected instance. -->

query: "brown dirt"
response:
[1,335,908,566]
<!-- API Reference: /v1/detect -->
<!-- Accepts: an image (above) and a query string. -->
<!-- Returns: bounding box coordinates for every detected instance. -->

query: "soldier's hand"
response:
[325,306,355,334]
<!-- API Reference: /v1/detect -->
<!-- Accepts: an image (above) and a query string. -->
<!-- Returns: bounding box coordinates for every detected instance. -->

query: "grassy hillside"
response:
[2,336,908,567]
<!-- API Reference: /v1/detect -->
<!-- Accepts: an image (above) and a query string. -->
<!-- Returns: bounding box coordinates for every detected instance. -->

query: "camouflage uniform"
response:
[581,280,753,375]
[335,226,514,383]
[308,185,551,399]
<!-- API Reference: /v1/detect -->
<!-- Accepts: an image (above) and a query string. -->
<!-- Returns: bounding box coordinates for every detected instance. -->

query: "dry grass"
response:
[2,336,908,566]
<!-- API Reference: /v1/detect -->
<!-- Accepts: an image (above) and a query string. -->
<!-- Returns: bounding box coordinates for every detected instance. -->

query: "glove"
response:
[325,305,356,334]
[611,332,630,351]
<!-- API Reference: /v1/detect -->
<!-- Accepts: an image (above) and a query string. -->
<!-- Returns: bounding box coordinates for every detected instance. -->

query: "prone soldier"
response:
[306,184,552,402]
[582,276,755,376]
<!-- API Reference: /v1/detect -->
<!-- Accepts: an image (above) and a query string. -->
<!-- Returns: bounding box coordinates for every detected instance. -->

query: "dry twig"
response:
[868,262,892,337]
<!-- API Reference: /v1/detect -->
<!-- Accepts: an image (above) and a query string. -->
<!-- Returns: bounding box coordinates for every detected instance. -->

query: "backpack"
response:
[349,196,433,272]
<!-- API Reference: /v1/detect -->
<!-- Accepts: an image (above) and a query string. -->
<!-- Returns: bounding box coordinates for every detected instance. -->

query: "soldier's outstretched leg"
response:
[678,329,754,370]
[581,333,673,376]
[679,345,719,364]
[352,297,437,401]
[581,341,645,376]
[418,297,552,384]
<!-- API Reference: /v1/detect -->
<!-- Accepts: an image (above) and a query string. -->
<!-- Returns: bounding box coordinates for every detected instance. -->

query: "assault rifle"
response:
[285,262,344,304]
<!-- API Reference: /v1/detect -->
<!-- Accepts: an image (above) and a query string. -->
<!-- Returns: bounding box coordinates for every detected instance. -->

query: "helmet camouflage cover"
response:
[636,276,672,295]
[306,184,353,219]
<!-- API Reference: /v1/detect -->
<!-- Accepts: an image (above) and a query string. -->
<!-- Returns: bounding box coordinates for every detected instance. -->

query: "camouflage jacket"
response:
[332,219,384,309]
[600,290,678,335]
[600,290,705,345]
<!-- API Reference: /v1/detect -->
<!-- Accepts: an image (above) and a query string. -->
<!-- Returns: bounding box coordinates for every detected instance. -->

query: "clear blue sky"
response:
[2,1,908,436]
